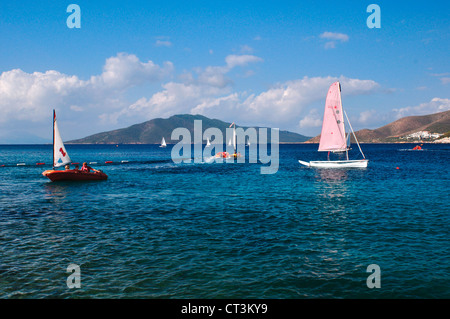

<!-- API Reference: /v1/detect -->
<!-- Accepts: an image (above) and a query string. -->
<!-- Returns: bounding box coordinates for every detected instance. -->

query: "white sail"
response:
[206,137,211,147]
[53,111,71,168]
[160,137,167,147]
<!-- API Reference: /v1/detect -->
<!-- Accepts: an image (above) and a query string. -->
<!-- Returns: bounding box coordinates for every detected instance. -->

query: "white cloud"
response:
[392,98,450,119]
[324,41,336,49]
[440,77,450,85]
[240,45,253,53]
[299,109,322,128]
[70,105,84,112]
[0,53,173,124]
[320,32,349,42]
[155,40,173,47]
[319,32,349,49]
[152,75,379,128]
[357,109,378,125]
[90,52,173,90]
[225,55,263,69]
[100,54,265,125]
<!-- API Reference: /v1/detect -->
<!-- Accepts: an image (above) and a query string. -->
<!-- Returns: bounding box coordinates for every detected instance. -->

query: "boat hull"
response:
[299,159,368,168]
[42,170,108,182]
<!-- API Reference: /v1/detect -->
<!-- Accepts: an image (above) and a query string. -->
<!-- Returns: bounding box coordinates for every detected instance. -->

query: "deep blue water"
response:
[0,143,449,299]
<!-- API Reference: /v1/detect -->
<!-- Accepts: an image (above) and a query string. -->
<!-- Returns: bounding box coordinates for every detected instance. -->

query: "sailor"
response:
[81,162,100,173]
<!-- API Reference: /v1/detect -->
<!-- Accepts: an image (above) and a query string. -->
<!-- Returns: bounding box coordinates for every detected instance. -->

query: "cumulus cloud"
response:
[299,109,322,128]
[392,97,450,119]
[225,55,263,69]
[90,52,173,90]
[0,53,173,124]
[175,76,379,127]
[98,54,264,125]
[319,31,349,49]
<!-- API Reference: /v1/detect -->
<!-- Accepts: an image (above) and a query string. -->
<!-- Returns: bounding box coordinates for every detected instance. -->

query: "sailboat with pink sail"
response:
[299,81,368,168]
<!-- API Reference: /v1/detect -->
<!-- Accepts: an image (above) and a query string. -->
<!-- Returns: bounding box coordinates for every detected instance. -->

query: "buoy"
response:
[396,167,400,170]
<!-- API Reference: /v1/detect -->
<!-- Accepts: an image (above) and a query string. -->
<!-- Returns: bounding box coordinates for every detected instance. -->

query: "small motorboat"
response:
[42,169,108,182]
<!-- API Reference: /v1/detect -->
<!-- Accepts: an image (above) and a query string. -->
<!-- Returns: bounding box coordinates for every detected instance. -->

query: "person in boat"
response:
[81,162,100,173]
[74,165,79,170]
[65,164,70,170]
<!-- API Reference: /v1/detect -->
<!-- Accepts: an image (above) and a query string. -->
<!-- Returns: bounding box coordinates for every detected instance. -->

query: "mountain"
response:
[306,110,450,143]
[68,114,311,144]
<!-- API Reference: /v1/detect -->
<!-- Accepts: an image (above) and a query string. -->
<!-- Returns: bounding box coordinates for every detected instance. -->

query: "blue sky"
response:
[0,0,449,143]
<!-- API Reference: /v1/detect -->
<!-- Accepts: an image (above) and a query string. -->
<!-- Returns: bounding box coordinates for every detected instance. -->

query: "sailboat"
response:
[160,137,167,148]
[215,122,241,159]
[299,82,368,168]
[42,110,108,181]
[206,137,211,147]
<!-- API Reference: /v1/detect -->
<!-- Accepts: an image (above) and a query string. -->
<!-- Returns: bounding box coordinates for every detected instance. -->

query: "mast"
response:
[52,109,55,169]
[338,85,350,160]
[233,123,236,155]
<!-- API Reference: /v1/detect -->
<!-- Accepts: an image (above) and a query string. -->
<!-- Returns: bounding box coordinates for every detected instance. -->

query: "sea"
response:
[0,143,448,299]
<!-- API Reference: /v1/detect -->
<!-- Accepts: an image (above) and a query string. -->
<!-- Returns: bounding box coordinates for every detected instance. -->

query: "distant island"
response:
[68,114,311,144]
[68,111,450,145]
[305,110,450,143]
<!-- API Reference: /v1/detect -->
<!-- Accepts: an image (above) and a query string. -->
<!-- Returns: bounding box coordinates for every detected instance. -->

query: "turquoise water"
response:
[0,143,449,298]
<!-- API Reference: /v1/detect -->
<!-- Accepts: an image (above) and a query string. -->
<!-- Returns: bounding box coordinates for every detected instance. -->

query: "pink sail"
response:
[318,82,346,152]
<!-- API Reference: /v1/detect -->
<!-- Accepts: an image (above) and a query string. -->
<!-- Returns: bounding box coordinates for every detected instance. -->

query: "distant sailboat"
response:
[246,137,251,146]
[42,110,107,181]
[206,137,211,147]
[216,122,241,159]
[160,137,167,148]
[299,82,368,168]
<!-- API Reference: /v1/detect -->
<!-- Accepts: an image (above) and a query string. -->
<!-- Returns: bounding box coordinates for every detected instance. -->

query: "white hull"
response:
[299,159,368,168]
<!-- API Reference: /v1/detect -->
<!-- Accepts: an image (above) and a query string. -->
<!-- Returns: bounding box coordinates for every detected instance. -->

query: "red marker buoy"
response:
[396,167,400,170]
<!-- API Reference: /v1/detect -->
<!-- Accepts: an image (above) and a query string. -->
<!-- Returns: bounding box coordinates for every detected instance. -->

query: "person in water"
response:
[81,162,100,173]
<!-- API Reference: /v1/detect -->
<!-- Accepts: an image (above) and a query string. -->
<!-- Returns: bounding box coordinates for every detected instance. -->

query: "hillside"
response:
[306,110,450,143]
[68,114,311,144]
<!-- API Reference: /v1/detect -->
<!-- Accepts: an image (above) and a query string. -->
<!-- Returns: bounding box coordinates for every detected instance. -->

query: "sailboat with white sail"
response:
[215,122,241,159]
[298,81,368,168]
[206,137,211,147]
[160,137,167,148]
[42,110,108,181]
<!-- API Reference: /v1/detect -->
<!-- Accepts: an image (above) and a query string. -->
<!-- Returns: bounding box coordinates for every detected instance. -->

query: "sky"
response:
[0,0,449,143]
